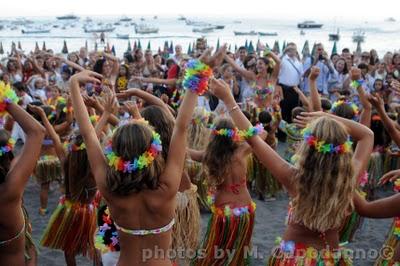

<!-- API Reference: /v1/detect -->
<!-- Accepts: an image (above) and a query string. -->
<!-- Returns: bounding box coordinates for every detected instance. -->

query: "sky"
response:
[1,0,399,20]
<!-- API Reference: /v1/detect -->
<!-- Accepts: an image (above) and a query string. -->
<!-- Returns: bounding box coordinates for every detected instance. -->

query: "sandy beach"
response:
[24,175,393,266]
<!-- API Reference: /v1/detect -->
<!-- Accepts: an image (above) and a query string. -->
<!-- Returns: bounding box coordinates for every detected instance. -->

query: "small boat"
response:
[85,17,93,23]
[140,17,145,21]
[84,24,116,33]
[21,26,51,34]
[352,29,366,43]
[12,18,34,26]
[120,16,132,22]
[153,16,158,19]
[178,15,186,21]
[385,17,396,22]
[300,30,305,35]
[116,33,129,39]
[114,22,121,26]
[329,29,340,41]
[56,14,79,20]
[52,24,59,28]
[192,27,214,33]
[297,20,323,29]
[0,25,3,30]
[185,20,209,27]
[258,31,278,36]
[213,25,225,30]
[135,24,159,34]
[233,20,242,24]
[234,31,257,36]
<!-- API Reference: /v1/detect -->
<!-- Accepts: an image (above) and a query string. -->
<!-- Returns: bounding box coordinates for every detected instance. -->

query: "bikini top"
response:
[219,178,247,194]
[0,212,25,246]
[114,219,175,236]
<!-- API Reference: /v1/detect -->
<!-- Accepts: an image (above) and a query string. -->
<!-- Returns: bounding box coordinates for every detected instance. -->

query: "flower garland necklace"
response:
[331,100,359,116]
[210,124,264,142]
[0,138,15,156]
[0,81,19,116]
[302,128,353,154]
[105,131,162,173]
[182,59,213,95]
[64,142,86,152]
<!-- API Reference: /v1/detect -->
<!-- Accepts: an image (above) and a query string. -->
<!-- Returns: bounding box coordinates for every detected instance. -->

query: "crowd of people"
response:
[1,36,400,266]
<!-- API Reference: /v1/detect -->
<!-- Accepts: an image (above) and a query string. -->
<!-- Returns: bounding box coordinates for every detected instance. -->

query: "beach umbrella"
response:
[234,44,237,52]
[0,42,3,55]
[248,41,255,54]
[272,40,280,54]
[35,42,40,53]
[216,39,220,50]
[133,40,137,50]
[85,40,88,51]
[106,43,111,53]
[302,40,310,57]
[356,41,362,54]
[164,40,169,49]
[158,47,162,55]
[282,41,286,52]
[138,40,142,49]
[42,42,46,51]
[169,41,173,53]
[244,40,248,50]
[17,41,22,50]
[256,39,261,53]
[311,42,317,56]
[187,43,192,54]
[94,42,98,51]
[62,41,68,54]
[265,43,270,49]
[127,41,132,52]
[331,41,338,55]
[147,41,151,50]
[111,45,116,56]
[11,42,16,52]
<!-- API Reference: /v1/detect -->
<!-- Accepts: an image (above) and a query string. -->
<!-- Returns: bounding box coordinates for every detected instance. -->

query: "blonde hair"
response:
[187,107,210,150]
[292,116,356,232]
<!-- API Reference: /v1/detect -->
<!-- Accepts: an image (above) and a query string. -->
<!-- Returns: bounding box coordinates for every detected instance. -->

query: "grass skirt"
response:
[34,155,62,184]
[40,196,97,258]
[339,190,366,243]
[375,218,400,266]
[191,201,256,266]
[187,159,210,212]
[267,242,352,266]
[366,152,384,200]
[253,156,281,197]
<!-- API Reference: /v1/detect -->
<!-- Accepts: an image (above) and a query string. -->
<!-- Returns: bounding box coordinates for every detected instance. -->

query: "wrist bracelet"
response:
[351,79,364,88]
[229,105,240,113]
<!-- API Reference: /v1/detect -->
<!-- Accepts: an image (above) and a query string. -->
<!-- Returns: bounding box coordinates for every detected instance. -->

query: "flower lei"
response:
[210,124,264,142]
[302,128,353,154]
[89,115,99,124]
[63,106,73,114]
[331,100,359,116]
[208,193,256,217]
[47,106,57,121]
[105,131,162,173]
[0,138,15,156]
[63,142,86,152]
[0,81,19,116]
[350,79,365,89]
[255,82,274,100]
[182,59,213,95]
[95,206,120,253]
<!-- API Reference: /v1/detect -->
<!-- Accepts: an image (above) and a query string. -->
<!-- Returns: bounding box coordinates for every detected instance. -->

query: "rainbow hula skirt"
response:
[40,196,97,259]
[191,197,256,266]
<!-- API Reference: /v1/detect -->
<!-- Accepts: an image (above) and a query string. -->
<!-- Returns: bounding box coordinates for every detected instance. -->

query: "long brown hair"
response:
[292,116,356,232]
[203,118,239,186]
[106,123,165,196]
[0,130,14,184]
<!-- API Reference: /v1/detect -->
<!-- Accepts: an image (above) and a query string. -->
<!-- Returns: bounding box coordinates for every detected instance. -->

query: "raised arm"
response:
[187,148,205,162]
[350,68,372,127]
[293,86,310,110]
[29,105,66,162]
[102,52,120,77]
[309,67,322,111]
[69,70,108,191]
[95,93,116,139]
[224,54,256,81]
[134,76,178,86]
[267,51,281,82]
[117,88,174,121]
[1,102,45,200]
[56,55,85,72]
[209,78,297,195]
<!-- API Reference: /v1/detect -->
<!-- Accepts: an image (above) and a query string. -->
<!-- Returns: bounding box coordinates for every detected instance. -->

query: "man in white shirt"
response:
[278,43,303,123]
[235,46,247,69]
[170,45,183,64]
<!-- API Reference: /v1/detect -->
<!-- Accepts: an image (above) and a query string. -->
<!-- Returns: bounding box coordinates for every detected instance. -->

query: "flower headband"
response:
[64,141,86,152]
[0,138,15,156]
[331,100,359,116]
[302,128,353,154]
[0,82,19,116]
[210,124,264,142]
[182,59,213,95]
[105,131,162,173]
